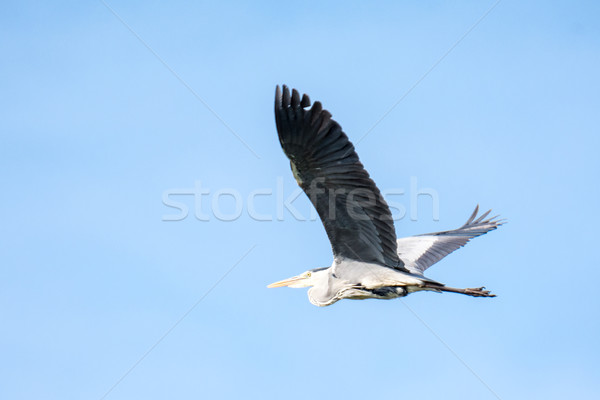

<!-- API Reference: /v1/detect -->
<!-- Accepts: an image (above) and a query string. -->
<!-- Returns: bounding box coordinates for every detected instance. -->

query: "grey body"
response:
[306,260,428,307]
[269,85,503,306]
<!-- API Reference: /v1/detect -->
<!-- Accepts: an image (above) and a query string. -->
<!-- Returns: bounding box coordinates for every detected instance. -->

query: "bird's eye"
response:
[306,272,312,277]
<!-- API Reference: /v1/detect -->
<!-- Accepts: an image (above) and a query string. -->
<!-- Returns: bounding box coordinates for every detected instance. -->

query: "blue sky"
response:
[1,1,599,399]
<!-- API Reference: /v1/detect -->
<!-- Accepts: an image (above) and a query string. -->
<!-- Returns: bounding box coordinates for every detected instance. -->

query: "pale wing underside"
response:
[397,206,504,274]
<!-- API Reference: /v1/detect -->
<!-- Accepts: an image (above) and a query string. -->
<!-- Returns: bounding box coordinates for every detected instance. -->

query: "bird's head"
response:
[267,267,329,289]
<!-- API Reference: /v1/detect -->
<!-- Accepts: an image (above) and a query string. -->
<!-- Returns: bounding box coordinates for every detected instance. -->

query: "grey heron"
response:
[268,85,503,307]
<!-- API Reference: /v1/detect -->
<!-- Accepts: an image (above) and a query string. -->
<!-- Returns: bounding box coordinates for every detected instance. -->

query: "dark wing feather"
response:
[275,85,404,269]
[396,206,504,274]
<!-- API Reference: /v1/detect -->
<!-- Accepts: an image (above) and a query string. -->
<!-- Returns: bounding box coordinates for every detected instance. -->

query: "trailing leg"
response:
[424,284,496,297]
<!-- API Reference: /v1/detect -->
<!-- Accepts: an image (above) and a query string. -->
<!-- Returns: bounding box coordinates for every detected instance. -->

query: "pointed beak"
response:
[267,275,303,288]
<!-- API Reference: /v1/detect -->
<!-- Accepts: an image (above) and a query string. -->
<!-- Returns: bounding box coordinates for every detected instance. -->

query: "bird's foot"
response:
[464,287,496,297]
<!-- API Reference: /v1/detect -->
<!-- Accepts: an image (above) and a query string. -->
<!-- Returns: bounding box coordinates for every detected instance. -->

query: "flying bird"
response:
[268,85,503,306]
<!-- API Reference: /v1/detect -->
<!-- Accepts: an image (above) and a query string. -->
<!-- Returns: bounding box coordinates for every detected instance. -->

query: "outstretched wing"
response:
[396,206,504,274]
[274,85,404,269]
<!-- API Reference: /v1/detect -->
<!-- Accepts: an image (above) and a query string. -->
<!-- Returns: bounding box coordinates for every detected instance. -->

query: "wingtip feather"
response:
[291,88,300,108]
[465,205,479,226]
[275,85,282,110]
[282,85,290,107]
[474,209,492,224]
[301,93,311,108]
